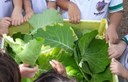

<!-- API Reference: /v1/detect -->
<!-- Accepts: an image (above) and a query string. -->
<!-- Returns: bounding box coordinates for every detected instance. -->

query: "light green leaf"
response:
[9,22,31,36]
[18,38,43,66]
[34,23,77,51]
[3,35,43,66]
[29,9,63,34]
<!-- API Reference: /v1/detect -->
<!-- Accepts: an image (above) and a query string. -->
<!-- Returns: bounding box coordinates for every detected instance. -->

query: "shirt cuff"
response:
[122,35,128,45]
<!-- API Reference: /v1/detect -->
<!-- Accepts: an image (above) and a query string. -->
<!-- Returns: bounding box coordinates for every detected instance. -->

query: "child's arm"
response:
[23,0,34,22]
[47,0,57,9]
[11,0,23,26]
[57,0,69,10]
[110,58,128,80]
[57,0,81,23]
[106,13,123,44]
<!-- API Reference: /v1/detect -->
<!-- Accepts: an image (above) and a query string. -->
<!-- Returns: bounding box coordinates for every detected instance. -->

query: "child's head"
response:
[34,70,76,82]
[0,50,21,82]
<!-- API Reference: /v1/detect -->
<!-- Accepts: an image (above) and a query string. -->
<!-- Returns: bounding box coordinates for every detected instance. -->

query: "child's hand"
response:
[11,8,24,26]
[68,2,81,24]
[0,17,11,36]
[105,26,119,44]
[19,64,38,78]
[108,41,127,59]
[50,60,67,77]
[110,58,127,77]
[24,10,34,22]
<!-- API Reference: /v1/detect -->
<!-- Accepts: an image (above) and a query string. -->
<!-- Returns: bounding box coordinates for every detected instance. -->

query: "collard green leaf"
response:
[90,65,112,82]
[78,30,110,73]
[9,22,31,36]
[38,49,82,81]
[3,35,43,66]
[34,23,77,51]
[18,38,43,66]
[74,30,112,82]
[29,9,63,34]
[78,30,97,56]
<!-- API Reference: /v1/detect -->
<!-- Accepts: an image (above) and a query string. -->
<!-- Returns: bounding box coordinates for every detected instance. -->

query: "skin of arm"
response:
[57,0,69,10]
[11,0,23,26]
[106,11,123,44]
[23,0,34,22]
[48,1,57,9]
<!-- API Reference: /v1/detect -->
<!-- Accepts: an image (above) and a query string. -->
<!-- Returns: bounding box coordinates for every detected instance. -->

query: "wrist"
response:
[108,24,117,30]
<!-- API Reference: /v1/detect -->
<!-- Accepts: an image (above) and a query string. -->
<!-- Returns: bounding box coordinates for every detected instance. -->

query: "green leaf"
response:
[3,35,43,66]
[34,23,77,52]
[9,22,31,36]
[74,30,112,81]
[78,30,97,56]
[78,31,110,73]
[38,49,83,81]
[29,9,63,34]
[18,38,43,66]
[90,65,112,82]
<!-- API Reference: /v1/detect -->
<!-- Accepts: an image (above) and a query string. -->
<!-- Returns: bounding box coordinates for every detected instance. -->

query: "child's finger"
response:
[4,17,12,22]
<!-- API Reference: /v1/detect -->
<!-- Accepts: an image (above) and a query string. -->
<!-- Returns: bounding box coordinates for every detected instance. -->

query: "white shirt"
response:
[31,0,56,14]
[62,0,123,20]
[0,0,13,19]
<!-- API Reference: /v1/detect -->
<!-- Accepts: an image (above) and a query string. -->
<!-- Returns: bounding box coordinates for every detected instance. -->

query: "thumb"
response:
[111,58,117,62]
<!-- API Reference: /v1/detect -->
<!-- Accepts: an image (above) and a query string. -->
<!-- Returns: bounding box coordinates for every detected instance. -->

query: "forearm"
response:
[122,69,128,80]
[13,0,22,11]
[23,0,33,13]
[109,11,123,29]
[48,1,57,9]
[57,0,69,10]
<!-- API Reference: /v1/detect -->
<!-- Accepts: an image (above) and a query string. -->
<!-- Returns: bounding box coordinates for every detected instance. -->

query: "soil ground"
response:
[118,0,128,37]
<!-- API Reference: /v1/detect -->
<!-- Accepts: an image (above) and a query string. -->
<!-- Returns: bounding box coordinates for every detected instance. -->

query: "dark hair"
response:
[34,69,76,82]
[0,50,21,82]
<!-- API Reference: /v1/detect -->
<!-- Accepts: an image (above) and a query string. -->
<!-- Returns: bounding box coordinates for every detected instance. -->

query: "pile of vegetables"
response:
[3,9,113,82]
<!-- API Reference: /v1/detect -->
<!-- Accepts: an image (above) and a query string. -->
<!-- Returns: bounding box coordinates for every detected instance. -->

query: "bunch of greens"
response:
[3,9,113,82]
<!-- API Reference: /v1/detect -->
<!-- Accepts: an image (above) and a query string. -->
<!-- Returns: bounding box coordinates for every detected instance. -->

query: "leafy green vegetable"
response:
[37,49,83,81]
[3,35,43,66]
[29,9,63,34]
[9,22,31,36]
[34,23,77,51]
[74,30,112,82]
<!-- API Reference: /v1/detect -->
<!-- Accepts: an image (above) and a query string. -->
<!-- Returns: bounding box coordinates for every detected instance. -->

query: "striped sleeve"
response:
[109,0,123,13]
[122,35,128,45]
